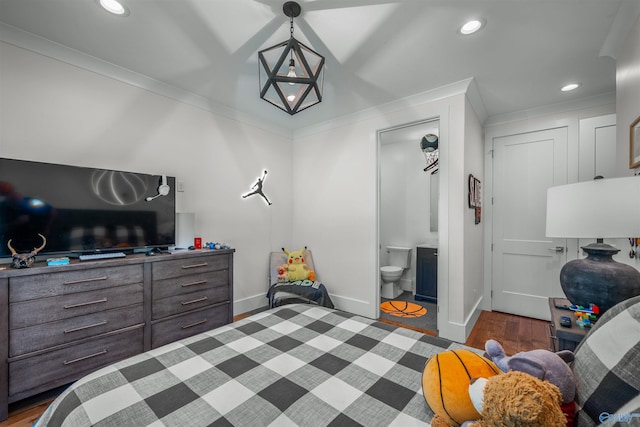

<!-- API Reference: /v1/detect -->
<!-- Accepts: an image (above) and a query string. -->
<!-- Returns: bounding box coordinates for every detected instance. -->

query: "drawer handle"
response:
[63,349,108,365]
[182,319,207,329]
[182,262,208,269]
[181,280,208,288]
[181,296,208,306]
[64,298,108,309]
[64,321,108,334]
[63,276,108,285]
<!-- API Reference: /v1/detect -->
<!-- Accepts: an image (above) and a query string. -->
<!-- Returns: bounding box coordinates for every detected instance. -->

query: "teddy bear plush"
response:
[276,264,289,282]
[461,371,567,427]
[484,339,576,426]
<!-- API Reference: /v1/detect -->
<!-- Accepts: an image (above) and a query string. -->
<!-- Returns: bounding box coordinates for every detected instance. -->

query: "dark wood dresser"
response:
[0,249,234,420]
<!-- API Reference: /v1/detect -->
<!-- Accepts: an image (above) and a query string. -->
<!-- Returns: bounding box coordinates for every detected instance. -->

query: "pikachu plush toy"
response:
[282,247,316,281]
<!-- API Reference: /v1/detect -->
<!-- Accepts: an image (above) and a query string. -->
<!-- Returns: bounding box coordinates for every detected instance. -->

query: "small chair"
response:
[266,249,334,309]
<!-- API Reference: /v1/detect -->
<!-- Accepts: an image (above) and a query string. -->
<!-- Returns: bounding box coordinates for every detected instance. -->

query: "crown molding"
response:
[0,22,293,139]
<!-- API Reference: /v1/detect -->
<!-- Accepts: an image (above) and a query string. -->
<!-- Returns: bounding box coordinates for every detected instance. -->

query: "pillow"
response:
[572,295,640,426]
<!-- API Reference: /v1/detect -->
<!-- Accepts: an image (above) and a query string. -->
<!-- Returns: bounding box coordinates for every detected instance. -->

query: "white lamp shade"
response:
[546,176,640,238]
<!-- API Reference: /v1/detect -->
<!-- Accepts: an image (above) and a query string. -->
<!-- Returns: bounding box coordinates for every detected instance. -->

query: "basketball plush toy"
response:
[422,349,501,427]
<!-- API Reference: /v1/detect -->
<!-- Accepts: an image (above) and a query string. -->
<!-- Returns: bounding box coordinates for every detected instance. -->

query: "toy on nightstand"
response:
[569,303,599,328]
[559,316,572,327]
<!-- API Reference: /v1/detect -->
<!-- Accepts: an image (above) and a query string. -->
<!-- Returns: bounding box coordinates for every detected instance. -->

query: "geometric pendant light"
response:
[258,1,325,115]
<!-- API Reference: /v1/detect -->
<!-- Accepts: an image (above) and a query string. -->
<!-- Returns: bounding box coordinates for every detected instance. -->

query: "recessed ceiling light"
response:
[460,19,483,35]
[561,83,581,92]
[99,0,129,16]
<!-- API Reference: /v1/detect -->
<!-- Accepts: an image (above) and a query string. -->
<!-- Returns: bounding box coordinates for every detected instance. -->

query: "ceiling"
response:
[1,0,638,133]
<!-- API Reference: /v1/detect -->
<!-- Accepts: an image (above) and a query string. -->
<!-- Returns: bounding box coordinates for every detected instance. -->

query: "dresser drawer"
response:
[152,269,229,301]
[9,327,143,399]
[152,284,229,320]
[152,254,229,280]
[9,265,143,302]
[10,283,143,329]
[151,304,230,348]
[10,304,143,357]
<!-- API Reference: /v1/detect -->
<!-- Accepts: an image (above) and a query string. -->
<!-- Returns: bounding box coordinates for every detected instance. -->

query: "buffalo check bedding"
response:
[35,304,471,426]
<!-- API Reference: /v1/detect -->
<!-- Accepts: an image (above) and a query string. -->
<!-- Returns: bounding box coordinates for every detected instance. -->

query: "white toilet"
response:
[380,246,411,299]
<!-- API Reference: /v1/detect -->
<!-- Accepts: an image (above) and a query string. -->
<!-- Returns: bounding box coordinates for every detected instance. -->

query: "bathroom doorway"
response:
[378,118,440,334]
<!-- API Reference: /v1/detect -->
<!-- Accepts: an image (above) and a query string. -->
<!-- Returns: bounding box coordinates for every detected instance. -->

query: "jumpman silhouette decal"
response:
[242,170,272,205]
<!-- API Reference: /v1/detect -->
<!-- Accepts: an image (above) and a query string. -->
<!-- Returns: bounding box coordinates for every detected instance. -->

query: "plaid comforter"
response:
[572,295,640,426]
[36,304,467,426]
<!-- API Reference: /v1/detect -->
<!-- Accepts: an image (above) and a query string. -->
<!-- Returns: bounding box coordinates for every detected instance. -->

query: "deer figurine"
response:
[7,233,47,268]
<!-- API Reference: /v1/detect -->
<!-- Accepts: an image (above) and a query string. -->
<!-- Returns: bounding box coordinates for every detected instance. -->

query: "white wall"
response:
[462,99,484,320]
[616,13,640,175]
[291,82,484,342]
[0,35,486,342]
[0,41,294,314]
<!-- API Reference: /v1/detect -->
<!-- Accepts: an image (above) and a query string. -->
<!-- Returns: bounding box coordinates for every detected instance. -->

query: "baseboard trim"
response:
[233,294,269,316]
[438,298,483,343]
[330,294,376,319]
[234,293,378,323]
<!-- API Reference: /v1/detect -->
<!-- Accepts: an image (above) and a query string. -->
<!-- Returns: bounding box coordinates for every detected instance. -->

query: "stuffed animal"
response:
[276,264,289,282]
[422,349,501,427]
[484,339,576,425]
[461,371,567,427]
[282,247,315,281]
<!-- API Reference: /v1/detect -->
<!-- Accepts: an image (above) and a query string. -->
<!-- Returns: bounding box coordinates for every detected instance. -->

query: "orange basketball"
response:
[422,349,501,426]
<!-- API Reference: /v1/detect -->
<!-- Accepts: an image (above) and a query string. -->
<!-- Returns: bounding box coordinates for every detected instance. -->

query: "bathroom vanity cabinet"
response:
[415,246,437,302]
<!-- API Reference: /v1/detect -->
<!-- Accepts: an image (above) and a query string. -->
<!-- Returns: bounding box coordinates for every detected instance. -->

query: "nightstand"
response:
[548,297,589,352]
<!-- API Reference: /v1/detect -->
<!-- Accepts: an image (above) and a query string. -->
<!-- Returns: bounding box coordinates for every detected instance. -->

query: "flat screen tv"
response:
[0,158,176,258]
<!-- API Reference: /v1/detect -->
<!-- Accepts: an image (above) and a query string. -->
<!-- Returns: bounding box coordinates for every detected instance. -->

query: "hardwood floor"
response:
[465,310,551,355]
[0,310,550,426]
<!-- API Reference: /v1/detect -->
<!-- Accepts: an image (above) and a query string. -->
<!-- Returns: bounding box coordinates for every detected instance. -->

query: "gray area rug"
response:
[380,291,438,333]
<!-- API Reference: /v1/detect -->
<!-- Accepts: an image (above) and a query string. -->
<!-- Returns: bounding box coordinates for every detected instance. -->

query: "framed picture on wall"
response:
[468,174,481,224]
[631,115,640,169]
[468,174,481,208]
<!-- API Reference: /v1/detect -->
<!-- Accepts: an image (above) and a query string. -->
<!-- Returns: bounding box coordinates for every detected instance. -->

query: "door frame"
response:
[376,117,441,318]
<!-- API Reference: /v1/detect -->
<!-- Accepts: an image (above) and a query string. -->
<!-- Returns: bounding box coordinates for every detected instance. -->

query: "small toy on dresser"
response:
[47,257,70,266]
[205,242,231,250]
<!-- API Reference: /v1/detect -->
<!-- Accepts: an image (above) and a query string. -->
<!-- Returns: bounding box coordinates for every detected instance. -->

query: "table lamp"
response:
[546,176,640,313]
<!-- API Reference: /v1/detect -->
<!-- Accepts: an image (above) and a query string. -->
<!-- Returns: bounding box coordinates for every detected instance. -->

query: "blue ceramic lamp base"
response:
[560,242,640,313]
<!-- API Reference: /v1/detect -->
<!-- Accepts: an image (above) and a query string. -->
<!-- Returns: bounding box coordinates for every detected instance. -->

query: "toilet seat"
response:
[381,266,402,273]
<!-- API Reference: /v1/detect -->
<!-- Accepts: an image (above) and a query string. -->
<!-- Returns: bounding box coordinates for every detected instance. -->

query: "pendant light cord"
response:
[290,15,294,38]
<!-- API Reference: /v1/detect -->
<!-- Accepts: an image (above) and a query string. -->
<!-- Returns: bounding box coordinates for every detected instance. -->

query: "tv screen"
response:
[0,158,176,258]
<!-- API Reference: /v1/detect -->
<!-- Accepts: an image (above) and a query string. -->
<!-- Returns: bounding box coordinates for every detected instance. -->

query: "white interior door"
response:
[492,128,568,319]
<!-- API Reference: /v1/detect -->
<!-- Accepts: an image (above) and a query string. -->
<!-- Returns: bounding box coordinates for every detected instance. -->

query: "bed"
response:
[35,304,471,426]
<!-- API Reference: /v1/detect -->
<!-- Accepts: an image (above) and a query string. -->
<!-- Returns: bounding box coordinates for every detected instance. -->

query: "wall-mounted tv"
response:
[0,158,176,258]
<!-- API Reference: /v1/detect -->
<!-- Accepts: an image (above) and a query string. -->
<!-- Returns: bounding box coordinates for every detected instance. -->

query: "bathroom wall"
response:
[379,120,440,293]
